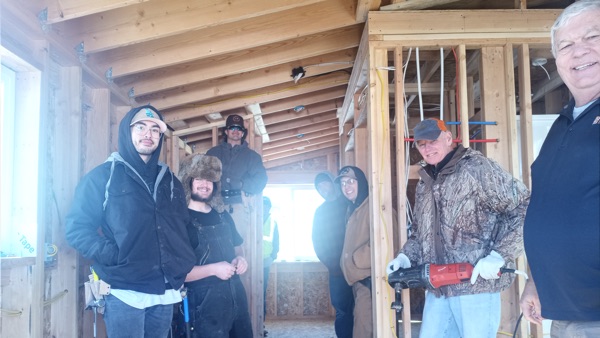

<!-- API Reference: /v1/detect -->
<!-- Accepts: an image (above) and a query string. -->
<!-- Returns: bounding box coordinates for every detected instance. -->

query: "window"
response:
[1,47,41,258]
[263,185,323,262]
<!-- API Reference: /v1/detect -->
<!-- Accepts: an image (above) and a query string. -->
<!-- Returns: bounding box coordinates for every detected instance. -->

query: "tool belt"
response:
[221,189,241,198]
[84,270,111,314]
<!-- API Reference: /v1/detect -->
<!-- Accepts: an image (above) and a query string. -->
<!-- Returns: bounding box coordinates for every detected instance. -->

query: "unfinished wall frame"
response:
[338,9,560,338]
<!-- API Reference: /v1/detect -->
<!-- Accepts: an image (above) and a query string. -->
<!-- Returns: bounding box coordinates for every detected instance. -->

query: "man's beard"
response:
[191,191,213,203]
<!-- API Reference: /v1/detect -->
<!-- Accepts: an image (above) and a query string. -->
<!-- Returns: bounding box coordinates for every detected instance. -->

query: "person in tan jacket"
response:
[336,166,372,338]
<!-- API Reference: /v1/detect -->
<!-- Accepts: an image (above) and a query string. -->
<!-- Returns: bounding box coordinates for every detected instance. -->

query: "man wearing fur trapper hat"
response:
[175,154,252,338]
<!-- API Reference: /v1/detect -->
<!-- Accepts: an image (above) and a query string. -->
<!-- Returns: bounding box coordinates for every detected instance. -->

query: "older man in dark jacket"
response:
[66,105,196,338]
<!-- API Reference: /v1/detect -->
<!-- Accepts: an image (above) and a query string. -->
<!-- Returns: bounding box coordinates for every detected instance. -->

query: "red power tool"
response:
[387,263,474,289]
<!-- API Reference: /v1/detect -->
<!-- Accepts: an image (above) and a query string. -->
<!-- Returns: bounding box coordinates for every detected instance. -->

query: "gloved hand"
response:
[470,250,505,284]
[386,253,411,275]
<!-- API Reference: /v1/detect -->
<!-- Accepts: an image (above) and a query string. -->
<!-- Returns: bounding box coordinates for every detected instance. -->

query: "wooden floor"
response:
[264,318,421,338]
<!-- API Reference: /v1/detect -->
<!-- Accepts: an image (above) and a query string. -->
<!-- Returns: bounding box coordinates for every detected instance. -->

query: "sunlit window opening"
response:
[263,185,324,262]
[1,49,41,258]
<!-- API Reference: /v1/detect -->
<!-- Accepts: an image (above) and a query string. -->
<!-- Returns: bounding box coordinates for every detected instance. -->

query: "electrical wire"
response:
[440,47,444,120]
[415,47,424,121]
[512,313,524,337]
[537,63,551,80]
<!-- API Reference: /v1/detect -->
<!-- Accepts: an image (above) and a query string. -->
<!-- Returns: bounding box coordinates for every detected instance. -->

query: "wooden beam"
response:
[457,45,470,146]
[356,0,380,22]
[381,0,461,11]
[266,112,337,134]
[369,10,559,36]
[60,0,325,53]
[87,0,357,77]
[122,36,359,96]
[263,140,339,160]
[393,45,412,338]
[262,100,342,125]
[341,24,370,127]
[1,0,131,105]
[135,53,352,110]
[160,72,350,120]
[44,0,150,24]
[265,119,339,141]
[263,134,339,152]
[268,127,339,144]
[367,46,394,338]
[260,86,346,115]
[263,145,338,168]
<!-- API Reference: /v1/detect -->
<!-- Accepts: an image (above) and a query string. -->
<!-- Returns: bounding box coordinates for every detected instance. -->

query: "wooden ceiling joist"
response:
[381,0,461,11]
[116,26,362,93]
[262,100,343,125]
[131,49,355,101]
[44,0,151,24]
[161,71,351,119]
[56,0,326,53]
[263,139,340,161]
[259,86,346,115]
[85,0,358,77]
[263,145,339,168]
[265,119,340,141]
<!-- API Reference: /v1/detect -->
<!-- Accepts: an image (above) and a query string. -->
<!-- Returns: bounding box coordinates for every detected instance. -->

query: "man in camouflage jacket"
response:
[387,118,530,338]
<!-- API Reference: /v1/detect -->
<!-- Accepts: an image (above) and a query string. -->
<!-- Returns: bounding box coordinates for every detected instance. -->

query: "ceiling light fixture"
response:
[291,66,306,83]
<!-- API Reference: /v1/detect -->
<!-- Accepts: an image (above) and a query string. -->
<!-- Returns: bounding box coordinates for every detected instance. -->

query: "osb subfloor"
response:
[264,318,421,338]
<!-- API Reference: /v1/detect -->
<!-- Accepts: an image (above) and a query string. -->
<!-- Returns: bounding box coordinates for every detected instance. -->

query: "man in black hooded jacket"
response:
[66,105,196,338]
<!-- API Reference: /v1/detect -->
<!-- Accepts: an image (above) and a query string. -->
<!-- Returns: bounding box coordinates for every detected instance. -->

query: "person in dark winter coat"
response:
[206,114,268,332]
[65,105,196,338]
[174,154,252,338]
[387,118,530,338]
[206,114,268,207]
[312,171,354,338]
[520,2,600,336]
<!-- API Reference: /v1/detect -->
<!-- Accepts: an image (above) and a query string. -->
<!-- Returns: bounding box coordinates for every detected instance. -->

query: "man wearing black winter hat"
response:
[206,114,268,334]
[207,114,267,210]
[66,105,196,337]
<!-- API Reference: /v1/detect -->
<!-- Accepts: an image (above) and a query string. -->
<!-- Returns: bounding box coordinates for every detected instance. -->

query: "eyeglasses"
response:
[340,178,356,187]
[132,123,162,138]
[227,126,243,131]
